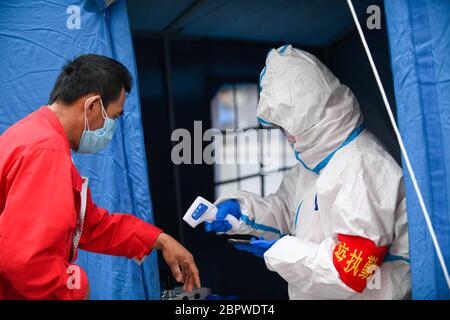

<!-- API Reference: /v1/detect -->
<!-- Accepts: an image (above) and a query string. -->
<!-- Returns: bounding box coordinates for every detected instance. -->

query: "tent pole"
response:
[162,33,185,245]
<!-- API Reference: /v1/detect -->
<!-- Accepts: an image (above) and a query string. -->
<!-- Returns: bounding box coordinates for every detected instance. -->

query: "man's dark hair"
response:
[49,54,132,107]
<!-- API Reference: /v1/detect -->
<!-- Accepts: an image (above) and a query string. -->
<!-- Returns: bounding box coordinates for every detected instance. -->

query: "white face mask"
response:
[77,96,117,154]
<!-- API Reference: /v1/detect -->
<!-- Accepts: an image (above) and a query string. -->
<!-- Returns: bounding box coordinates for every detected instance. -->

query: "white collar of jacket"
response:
[290,86,364,170]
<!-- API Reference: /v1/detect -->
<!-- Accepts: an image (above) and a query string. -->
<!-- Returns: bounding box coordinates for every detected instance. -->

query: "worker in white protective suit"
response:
[203,45,411,300]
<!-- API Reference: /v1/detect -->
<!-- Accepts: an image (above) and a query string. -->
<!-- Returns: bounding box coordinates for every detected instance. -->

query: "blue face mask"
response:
[77,97,116,154]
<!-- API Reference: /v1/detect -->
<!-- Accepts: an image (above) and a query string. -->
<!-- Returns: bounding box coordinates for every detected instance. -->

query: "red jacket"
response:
[0,107,162,299]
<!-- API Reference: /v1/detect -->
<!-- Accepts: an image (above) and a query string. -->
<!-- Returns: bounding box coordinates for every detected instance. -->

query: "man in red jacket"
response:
[0,54,200,300]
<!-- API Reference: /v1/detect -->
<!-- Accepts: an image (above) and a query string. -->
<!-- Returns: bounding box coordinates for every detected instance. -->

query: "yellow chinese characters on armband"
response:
[332,234,388,293]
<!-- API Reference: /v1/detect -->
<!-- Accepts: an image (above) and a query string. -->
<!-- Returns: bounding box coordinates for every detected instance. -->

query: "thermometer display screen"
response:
[192,203,208,220]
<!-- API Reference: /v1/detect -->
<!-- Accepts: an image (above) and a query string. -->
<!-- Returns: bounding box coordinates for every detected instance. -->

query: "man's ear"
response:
[84,95,101,111]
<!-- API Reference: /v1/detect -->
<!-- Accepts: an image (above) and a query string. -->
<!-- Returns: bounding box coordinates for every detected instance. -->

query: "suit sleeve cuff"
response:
[129,222,163,263]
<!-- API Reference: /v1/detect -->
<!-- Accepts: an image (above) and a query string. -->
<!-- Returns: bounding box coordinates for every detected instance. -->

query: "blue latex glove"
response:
[204,199,242,233]
[233,237,277,258]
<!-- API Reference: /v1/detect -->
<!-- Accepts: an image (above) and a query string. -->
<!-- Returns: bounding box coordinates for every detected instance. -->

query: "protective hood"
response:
[257,45,363,170]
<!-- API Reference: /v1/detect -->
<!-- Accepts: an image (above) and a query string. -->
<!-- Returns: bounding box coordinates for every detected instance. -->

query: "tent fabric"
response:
[385,0,450,299]
[0,0,160,299]
[127,0,382,47]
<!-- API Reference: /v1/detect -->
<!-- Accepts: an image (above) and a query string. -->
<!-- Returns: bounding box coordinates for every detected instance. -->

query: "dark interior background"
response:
[127,0,399,299]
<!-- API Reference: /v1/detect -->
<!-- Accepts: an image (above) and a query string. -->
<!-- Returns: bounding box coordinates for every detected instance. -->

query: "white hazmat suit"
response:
[217,45,411,300]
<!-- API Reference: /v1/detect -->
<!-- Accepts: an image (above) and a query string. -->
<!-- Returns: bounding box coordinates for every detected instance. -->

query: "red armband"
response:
[332,234,388,293]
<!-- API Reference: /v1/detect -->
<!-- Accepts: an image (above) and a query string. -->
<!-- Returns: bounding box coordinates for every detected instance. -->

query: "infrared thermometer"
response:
[183,196,240,232]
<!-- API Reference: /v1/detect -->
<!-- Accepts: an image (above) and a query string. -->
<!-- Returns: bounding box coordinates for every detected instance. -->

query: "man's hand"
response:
[154,233,201,292]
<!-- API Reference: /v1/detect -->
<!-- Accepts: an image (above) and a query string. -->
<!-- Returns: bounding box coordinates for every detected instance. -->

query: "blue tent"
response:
[385,0,450,299]
[0,0,160,299]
